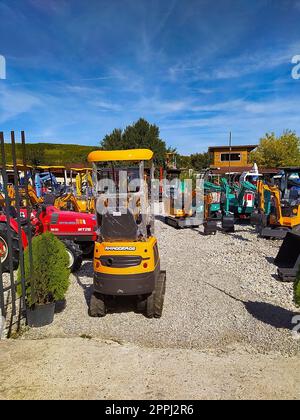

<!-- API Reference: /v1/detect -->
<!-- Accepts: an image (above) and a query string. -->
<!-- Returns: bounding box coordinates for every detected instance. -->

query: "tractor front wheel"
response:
[62,240,83,272]
[0,223,19,273]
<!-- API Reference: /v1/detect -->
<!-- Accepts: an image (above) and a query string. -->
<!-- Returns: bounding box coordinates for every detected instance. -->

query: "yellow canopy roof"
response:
[37,166,66,170]
[0,164,33,170]
[70,167,92,172]
[88,149,153,163]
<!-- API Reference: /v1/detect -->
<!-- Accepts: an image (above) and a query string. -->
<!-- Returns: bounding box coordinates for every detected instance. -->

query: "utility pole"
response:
[229,131,232,182]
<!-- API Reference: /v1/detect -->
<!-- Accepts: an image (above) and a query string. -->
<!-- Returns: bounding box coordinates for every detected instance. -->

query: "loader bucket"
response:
[203,220,217,235]
[222,215,235,233]
[274,232,300,282]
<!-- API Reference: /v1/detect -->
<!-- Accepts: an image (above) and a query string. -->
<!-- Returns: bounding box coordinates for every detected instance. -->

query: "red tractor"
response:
[0,214,28,272]
[0,205,97,273]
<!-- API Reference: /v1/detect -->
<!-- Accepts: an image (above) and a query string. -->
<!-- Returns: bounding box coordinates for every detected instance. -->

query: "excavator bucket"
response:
[203,220,217,235]
[274,232,300,282]
[250,211,265,227]
[222,215,235,233]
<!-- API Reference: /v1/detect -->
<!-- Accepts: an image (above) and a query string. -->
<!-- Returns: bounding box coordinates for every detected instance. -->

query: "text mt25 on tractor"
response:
[88,149,166,318]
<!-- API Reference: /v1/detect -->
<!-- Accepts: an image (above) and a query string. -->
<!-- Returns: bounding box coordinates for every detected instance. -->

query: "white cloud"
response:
[91,100,121,112]
[168,41,300,82]
[0,86,41,123]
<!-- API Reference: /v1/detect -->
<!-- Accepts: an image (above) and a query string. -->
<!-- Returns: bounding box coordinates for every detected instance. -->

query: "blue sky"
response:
[0,0,300,154]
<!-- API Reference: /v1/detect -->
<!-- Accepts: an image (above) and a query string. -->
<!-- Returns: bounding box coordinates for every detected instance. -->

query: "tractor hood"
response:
[42,206,97,240]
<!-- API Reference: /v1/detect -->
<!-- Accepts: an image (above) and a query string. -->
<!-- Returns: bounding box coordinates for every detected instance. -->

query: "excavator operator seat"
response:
[99,211,139,242]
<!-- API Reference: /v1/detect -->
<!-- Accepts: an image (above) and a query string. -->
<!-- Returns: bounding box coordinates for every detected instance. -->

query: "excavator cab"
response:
[88,149,166,318]
[253,179,300,239]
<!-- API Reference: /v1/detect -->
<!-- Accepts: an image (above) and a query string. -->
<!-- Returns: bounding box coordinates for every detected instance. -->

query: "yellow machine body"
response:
[93,236,160,296]
[257,180,300,228]
[94,237,158,276]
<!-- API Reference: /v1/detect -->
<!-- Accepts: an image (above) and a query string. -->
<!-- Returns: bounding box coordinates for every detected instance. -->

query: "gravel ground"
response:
[22,220,300,355]
[1,337,299,400]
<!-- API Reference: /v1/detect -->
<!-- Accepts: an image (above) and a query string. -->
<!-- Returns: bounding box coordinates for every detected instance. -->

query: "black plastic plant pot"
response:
[26,302,55,328]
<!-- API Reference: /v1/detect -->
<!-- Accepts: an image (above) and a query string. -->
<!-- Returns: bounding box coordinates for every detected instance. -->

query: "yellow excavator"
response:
[75,168,93,195]
[88,149,166,318]
[54,168,95,213]
[163,155,202,229]
[255,180,300,239]
[6,183,43,208]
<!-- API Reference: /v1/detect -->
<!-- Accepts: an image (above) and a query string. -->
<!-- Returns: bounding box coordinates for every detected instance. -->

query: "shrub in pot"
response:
[18,232,70,327]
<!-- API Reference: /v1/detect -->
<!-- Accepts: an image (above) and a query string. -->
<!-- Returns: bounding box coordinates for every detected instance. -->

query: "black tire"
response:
[292,225,300,235]
[146,293,155,318]
[145,271,166,319]
[89,292,106,317]
[153,271,166,318]
[61,240,83,272]
[136,296,147,313]
[79,242,94,259]
[0,223,19,273]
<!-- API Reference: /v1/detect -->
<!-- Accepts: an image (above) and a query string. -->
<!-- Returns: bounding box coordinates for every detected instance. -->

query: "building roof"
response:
[208,145,257,152]
[210,166,279,175]
[279,167,300,172]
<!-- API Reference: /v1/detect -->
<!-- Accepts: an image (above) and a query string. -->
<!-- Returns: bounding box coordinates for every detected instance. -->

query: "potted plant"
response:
[18,232,70,328]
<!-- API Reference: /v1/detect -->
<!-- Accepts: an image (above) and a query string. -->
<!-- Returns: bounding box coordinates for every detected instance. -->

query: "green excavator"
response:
[221,178,258,220]
[203,181,222,235]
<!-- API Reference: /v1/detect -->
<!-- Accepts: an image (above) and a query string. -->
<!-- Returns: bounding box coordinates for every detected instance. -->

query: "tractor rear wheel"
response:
[0,223,19,273]
[80,242,94,259]
[89,292,106,317]
[62,240,83,272]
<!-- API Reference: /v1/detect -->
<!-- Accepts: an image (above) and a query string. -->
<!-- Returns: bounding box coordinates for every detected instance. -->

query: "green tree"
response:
[101,129,123,151]
[190,152,211,171]
[177,155,191,169]
[100,119,168,165]
[250,131,300,168]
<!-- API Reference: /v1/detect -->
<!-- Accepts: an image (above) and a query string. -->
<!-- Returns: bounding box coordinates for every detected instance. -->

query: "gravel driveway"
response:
[23,220,300,354]
[1,337,299,400]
